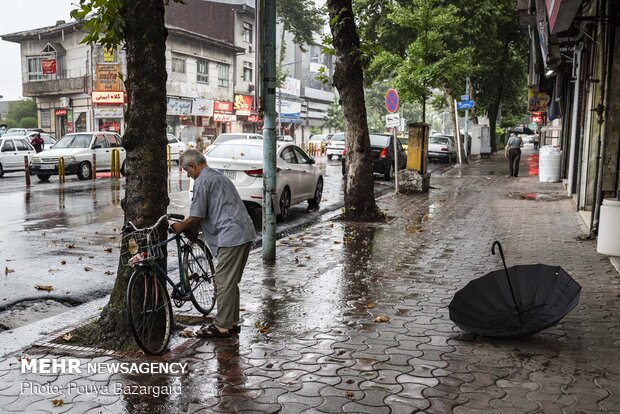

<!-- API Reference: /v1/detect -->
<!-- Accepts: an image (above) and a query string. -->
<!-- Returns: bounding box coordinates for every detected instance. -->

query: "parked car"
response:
[341,134,407,179]
[326,132,346,160]
[24,131,57,151]
[398,136,409,152]
[308,134,328,146]
[205,139,323,219]
[428,135,458,163]
[3,128,45,136]
[29,132,126,181]
[277,135,294,142]
[167,133,186,163]
[205,132,263,153]
[0,136,36,177]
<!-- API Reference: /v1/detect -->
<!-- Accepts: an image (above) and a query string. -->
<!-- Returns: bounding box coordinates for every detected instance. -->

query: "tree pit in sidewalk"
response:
[51,313,209,354]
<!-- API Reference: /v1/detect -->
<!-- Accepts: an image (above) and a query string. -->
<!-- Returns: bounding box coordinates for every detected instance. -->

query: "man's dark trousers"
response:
[509,148,521,177]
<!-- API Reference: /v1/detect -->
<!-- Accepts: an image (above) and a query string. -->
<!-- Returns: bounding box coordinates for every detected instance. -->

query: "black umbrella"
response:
[449,241,581,338]
[509,125,535,135]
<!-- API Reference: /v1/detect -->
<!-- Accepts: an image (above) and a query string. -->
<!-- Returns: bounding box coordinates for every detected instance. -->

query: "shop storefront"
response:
[213,101,234,135]
[166,96,192,138]
[234,94,260,133]
[92,91,125,134]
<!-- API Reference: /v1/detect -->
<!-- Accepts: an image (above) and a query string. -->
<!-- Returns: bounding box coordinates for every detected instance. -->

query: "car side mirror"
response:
[92,144,102,149]
[308,157,316,164]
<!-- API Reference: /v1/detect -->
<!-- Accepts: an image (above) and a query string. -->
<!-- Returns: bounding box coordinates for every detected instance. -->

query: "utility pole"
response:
[464,77,470,156]
[262,0,277,263]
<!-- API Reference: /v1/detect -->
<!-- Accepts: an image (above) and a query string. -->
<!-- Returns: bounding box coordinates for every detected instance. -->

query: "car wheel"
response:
[277,187,291,220]
[77,161,92,180]
[0,164,4,178]
[37,174,51,182]
[308,177,323,209]
[384,164,394,180]
[327,154,333,160]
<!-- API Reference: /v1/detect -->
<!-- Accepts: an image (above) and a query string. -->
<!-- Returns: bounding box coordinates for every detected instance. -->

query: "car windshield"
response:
[42,135,56,145]
[331,134,345,142]
[310,135,325,141]
[398,137,408,145]
[214,134,257,145]
[207,143,263,161]
[53,134,92,149]
[370,135,390,147]
[430,137,450,145]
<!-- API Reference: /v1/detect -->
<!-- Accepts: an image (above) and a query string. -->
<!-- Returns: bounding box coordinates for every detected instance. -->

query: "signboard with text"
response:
[95,65,121,91]
[92,91,124,104]
[234,95,253,116]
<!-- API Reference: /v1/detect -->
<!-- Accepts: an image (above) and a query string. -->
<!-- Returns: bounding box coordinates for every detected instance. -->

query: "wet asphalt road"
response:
[0,156,450,323]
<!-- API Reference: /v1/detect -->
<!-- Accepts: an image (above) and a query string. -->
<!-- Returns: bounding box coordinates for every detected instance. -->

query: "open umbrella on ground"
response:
[449,241,581,338]
[509,125,535,135]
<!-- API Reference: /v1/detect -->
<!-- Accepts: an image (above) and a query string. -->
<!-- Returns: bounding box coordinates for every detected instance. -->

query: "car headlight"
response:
[31,157,41,163]
[64,156,76,162]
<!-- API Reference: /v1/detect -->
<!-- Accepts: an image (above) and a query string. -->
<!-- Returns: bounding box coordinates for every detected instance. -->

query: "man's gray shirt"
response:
[190,167,256,257]
[507,135,523,149]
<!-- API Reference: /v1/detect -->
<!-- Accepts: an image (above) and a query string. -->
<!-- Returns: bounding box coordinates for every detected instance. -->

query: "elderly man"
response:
[171,149,256,337]
[505,133,523,177]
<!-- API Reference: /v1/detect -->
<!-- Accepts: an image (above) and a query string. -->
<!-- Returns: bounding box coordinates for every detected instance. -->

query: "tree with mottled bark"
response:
[326,0,380,221]
[70,0,173,349]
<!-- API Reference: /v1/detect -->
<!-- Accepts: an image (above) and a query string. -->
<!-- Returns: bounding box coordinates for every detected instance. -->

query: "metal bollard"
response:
[24,156,31,186]
[115,149,120,177]
[110,149,120,178]
[167,145,172,171]
[58,157,65,183]
[178,149,183,172]
[92,154,97,180]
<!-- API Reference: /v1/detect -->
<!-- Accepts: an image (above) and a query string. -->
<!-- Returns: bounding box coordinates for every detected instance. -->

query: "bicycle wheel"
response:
[182,239,216,315]
[126,268,172,355]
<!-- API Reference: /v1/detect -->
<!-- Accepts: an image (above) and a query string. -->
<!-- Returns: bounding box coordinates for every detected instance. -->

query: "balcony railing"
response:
[23,76,89,97]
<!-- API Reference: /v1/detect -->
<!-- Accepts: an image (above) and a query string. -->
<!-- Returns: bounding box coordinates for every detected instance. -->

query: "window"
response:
[197,58,209,84]
[94,135,109,149]
[2,141,15,152]
[243,61,253,82]
[243,22,253,44]
[27,57,51,81]
[15,140,31,151]
[217,63,230,87]
[108,134,122,148]
[280,147,297,164]
[293,147,311,164]
[172,57,186,73]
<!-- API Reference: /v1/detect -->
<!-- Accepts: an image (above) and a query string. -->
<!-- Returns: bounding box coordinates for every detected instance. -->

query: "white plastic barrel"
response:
[597,199,620,256]
[539,146,562,182]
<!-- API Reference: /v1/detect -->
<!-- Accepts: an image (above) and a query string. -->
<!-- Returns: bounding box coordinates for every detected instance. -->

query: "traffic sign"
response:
[461,95,470,101]
[385,89,399,113]
[457,100,475,110]
[386,113,400,128]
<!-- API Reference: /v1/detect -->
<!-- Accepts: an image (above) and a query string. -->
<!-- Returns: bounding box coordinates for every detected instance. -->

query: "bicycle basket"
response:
[122,227,164,262]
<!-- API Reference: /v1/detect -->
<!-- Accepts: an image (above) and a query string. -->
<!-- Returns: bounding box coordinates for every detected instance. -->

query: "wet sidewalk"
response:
[1,149,620,413]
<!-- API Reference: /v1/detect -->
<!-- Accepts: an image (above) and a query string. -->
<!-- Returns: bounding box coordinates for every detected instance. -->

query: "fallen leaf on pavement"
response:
[366,304,375,309]
[62,333,73,341]
[35,285,54,292]
[374,316,389,323]
[104,247,113,253]
[60,260,67,265]
[333,240,341,244]
[84,267,92,272]
[51,399,64,407]
[179,330,194,338]
[5,267,14,275]
[104,271,114,276]
[66,243,76,249]
[346,391,354,398]
[293,247,302,252]
[255,322,270,333]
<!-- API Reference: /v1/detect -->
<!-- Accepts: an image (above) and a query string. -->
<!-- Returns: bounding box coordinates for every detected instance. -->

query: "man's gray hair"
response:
[179,148,207,169]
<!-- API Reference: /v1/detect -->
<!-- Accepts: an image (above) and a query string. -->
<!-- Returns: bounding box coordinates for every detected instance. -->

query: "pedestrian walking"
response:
[171,149,256,338]
[30,133,44,153]
[505,133,523,177]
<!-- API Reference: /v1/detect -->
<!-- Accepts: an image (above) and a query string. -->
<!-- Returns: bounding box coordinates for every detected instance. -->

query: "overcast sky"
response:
[0,0,75,101]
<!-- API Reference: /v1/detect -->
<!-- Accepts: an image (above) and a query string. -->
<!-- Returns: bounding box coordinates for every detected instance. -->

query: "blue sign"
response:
[457,100,475,110]
[385,89,399,113]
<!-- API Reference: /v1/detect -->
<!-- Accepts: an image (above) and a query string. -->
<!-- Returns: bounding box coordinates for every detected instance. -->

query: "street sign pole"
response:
[393,126,398,194]
[464,77,470,156]
[454,99,463,164]
[385,89,399,193]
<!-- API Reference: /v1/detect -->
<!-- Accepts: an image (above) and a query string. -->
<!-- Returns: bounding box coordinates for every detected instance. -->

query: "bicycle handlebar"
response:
[123,213,186,234]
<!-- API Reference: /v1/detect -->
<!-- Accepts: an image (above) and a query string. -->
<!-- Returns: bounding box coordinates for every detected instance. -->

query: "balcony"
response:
[23,76,88,97]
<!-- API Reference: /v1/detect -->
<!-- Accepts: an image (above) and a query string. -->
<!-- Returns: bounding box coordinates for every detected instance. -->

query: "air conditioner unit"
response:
[248,44,254,53]
[248,84,254,93]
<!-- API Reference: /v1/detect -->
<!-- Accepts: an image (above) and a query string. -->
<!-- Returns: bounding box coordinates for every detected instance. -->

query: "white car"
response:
[326,132,345,160]
[0,136,36,177]
[24,131,57,151]
[30,132,126,181]
[428,135,457,163]
[205,139,323,219]
[205,133,263,153]
[167,133,186,163]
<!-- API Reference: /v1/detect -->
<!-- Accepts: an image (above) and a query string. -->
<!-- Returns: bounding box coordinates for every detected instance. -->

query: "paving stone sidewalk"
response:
[1,151,619,413]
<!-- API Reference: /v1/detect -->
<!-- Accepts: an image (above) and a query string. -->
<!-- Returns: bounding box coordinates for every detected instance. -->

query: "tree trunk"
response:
[442,82,468,164]
[327,0,379,221]
[488,97,501,153]
[97,0,169,348]
[469,80,479,124]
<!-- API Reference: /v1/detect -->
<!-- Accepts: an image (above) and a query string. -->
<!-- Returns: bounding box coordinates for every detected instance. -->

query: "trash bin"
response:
[597,198,620,256]
[539,146,561,182]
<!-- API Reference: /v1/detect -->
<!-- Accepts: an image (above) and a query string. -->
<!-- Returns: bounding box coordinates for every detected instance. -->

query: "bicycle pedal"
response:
[171,291,191,301]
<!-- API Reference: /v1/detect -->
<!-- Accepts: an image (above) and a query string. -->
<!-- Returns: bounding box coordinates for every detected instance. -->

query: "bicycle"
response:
[122,213,216,355]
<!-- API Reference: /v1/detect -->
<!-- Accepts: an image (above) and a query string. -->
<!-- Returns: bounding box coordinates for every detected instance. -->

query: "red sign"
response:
[385,89,399,113]
[234,95,253,115]
[531,112,544,123]
[247,113,261,123]
[41,59,57,75]
[55,109,67,116]
[214,101,233,114]
[92,91,125,104]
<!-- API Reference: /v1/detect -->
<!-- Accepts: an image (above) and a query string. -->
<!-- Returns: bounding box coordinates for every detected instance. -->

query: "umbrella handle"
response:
[492,241,520,312]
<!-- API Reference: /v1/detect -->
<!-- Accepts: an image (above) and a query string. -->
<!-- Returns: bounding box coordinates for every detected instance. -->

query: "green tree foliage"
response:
[323,100,344,131]
[5,99,37,126]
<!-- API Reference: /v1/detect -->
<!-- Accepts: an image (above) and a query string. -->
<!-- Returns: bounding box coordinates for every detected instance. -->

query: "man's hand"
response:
[170,222,184,235]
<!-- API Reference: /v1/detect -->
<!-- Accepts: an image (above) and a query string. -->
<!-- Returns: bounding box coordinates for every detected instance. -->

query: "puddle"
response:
[0,299,74,330]
[508,192,564,202]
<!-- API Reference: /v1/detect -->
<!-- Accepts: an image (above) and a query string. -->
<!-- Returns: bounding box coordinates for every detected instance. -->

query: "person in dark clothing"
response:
[505,133,523,177]
[30,133,44,153]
